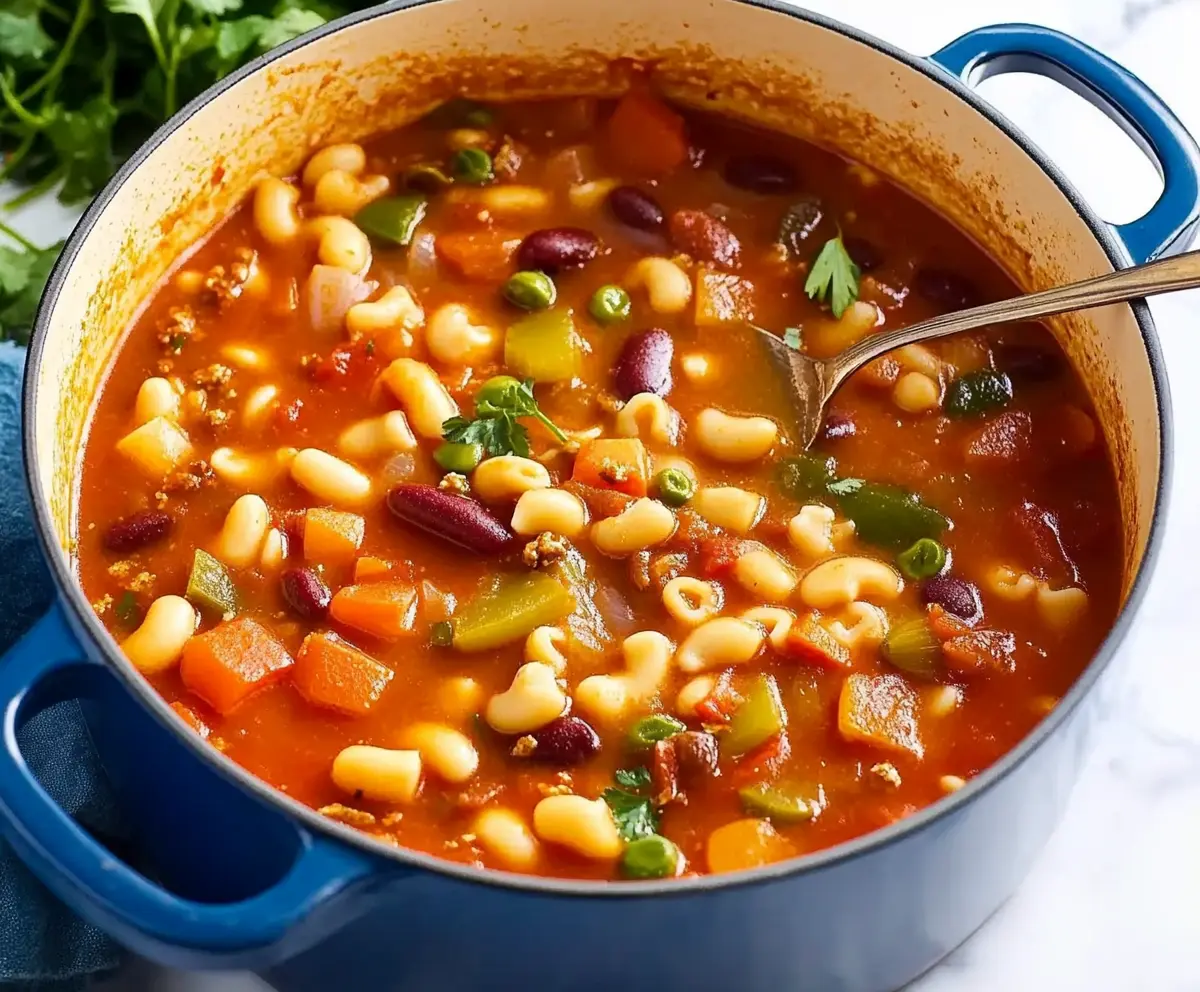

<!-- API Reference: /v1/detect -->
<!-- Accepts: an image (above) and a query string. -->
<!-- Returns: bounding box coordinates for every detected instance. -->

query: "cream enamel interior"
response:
[35,0,1158,601]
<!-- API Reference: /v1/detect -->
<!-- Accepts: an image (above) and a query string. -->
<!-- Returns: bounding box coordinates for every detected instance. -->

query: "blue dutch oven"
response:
[2,3,1197,990]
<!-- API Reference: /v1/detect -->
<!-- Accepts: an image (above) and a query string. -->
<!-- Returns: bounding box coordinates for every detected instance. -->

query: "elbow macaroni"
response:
[307,216,371,273]
[676,617,766,673]
[524,626,569,675]
[575,631,673,724]
[787,505,836,559]
[425,303,501,366]
[615,393,678,446]
[485,662,567,734]
[511,488,587,538]
[473,456,552,504]
[691,486,764,534]
[733,548,798,602]
[253,177,301,245]
[662,577,723,626]
[798,556,904,610]
[626,256,693,314]
[590,498,676,556]
[693,408,778,463]
[379,359,459,439]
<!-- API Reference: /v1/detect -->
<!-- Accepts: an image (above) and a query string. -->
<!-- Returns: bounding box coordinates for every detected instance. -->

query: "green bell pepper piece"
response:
[504,310,581,383]
[832,480,949,550]
[722,675,786,757]
[452,571,576,652]
[185,549,238,616]
[355,194,428,246]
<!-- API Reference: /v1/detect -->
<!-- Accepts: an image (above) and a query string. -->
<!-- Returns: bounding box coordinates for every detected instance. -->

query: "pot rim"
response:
[22,0,1172,899]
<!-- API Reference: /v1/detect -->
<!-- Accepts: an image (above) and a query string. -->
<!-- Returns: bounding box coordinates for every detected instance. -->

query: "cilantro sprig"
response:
[804,233,860,319]
[0,0,377,343]
[602,766,660,841]
[442,375,568,459]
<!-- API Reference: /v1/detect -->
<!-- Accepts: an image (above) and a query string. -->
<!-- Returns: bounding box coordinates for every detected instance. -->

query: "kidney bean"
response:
[280,567,331,620]
[607,186,665,231]
[103,510,173,552]
[669,209,740,268]
[529,716,600,765]
[920,575,983,625]
[914,267,980,310]
[820,410,857,441]
[517,227,598,272]
[386,484,513,554]
[995,342,1063,382]
[723,154,798,194]
[613,328,674,400]
[843,236,882,272]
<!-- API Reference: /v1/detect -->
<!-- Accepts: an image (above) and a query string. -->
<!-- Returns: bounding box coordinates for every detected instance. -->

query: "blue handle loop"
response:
[0,604,379,969]
[932,23,1200,264]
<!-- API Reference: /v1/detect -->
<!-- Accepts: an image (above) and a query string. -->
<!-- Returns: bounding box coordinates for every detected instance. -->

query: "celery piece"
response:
[504,310,581,383]
[185,549,238,616]
[881,616,942,679]
[722,675,786,757]
[452,571,576,652]
[739,781,823,824]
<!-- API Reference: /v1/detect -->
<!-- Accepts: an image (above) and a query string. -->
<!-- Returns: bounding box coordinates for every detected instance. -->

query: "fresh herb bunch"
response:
[442,376,569,459]
[0,0,376,343]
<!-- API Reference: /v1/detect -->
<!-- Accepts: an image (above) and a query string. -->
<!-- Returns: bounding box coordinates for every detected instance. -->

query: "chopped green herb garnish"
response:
[442,375,568,458]
[614,766,652,790]
[783,326,803,351]
[114,590,140,629]
[827,477,864,496]
[804,234,860,318]
[602,767,661,842]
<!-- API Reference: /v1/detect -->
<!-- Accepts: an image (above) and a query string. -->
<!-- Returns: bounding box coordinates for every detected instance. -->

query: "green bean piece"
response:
[628,714,687,749]
[777,452,837,503]
[354,194,428,246]
[404,163,453,192]
[503,271,557,311]
[621,834,681,879]
[897,538,947,579]
[185,549,238,616]
[943,368,1013,418]
[451,147,494,185]
[832,480,949,550]
[588,284,632,324]
[721,675,786,757]
[434,441,483,473]
[654,468,695,507]
[739,781,823,824]
[881,616,942,679]
[430,621,454,648]
[452,572,576,652]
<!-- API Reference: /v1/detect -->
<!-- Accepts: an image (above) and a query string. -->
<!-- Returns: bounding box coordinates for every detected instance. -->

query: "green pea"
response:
[503,271,557,311]
[621,834,681,879]
[451,147,494,185]
[430,620,454,648]
[588,284,632,324]
[434,441,483,473]
[474,375,524,414]
[897,537,947,580]
[628,714,687,749]
[654,468,695,507]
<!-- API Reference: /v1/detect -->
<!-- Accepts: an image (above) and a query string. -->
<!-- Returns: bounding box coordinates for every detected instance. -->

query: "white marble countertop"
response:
[8,0,1200,989]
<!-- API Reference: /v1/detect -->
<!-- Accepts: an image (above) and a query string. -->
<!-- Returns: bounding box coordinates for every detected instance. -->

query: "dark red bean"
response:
[843,236,882,272]
[820,410,857,441]
[675,731,719,779]
[914,268,980,310]
[280,567,331,620]
[669,209,740,268]
[921,576,983,625]
[517,227,598,272]
[777,196,823,256]
[607,186,665,231]
[996,342,1063,382]
[103,510,173,552]
[614,328,674,400]
[386,484,513,554]
[723,155,798,194]
[528,716,600,765]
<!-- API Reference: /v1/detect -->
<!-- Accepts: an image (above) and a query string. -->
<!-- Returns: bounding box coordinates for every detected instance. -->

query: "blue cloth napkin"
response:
[0,344,124,988]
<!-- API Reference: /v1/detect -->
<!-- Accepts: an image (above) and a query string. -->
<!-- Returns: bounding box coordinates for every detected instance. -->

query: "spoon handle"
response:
[826,248,1200,388]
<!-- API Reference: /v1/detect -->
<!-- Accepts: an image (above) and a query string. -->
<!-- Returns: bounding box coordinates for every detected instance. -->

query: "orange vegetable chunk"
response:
[571,438,650,497]
[435,229,522,282]
[785,615,851,669]
[695,266,755,326]
[169,701,210,739]
[964,410,1033,467]
[706,818,795,874]
[180,618,294,715]
[304,508,365,563]
[353,556,393,582]
[606,91,689,175]
[943,629,1016,674]
[330,581,418,640]
[837,673,923,757]
[293,631,394,716]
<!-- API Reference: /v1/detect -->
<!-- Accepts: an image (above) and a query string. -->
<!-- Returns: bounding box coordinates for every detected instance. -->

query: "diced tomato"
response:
[1012,500,1078,584]
[695,669,740,724]
[307,340,380,389]
[964,410,1033,466]
[606,90,689,175]
[435,229,522,282]
[943,629,1016,674]
[927,603,971,641]
[785,614,851,669]
[699,537,756,578]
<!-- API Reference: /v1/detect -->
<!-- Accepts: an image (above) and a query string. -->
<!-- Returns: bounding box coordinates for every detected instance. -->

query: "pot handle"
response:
[0,603,380,969]
[931,23,1200,264]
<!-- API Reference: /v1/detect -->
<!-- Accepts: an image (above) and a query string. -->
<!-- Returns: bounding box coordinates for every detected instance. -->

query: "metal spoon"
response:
[755,249,1200,450]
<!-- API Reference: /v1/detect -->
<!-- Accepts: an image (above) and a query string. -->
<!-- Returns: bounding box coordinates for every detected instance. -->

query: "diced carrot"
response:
[694,267,755,326]
[927,603,971,640]
[169,701,210,739]
[706,818,796,874]
[785,614,851,669]
[606,91,689,175]
[353,556,392,582]
[180,618,294,715]
[698,537,756,578]
[836,673,923,757]
[571,438,650,497]
[696,669,740,724]
[304,508,365,563]
[329,581,418,640]
[293,631,394,716]
[943,629,1016,674]
[435,229,522,282]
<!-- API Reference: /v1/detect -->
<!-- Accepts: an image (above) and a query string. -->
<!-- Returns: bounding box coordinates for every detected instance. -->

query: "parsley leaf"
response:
[0,7,54,64]
[603,765,660,841]
[0,239,64,345]
[827,477,864,496]
[804,234,860,319]
[442,376,567,458]
[783,326,802,351]
[615,766,651,789]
